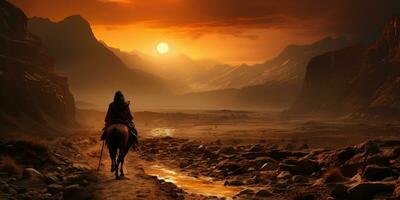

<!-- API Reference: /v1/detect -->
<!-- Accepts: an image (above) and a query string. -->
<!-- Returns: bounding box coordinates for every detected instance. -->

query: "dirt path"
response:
[94,153,172,200]
[67,137,183,200]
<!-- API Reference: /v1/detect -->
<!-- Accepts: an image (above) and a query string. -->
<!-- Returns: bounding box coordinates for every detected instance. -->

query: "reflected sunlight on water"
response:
[144,165,245,198]
[150,128,176,137]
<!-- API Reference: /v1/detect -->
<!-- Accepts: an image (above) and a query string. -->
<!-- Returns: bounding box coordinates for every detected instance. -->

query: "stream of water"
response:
[143,164,246,198]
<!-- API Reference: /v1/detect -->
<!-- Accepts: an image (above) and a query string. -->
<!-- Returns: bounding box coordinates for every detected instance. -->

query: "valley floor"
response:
[2,110,400,199]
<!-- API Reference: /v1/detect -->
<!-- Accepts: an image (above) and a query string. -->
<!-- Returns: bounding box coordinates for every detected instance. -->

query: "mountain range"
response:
[28,16,176,108]
[28,13,351,110]
[175,37,351,109]
[109,36,350,109]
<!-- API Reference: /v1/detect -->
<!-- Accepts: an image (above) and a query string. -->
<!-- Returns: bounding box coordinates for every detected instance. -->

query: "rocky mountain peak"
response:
[29,14,97,45]
[0,0,28,39]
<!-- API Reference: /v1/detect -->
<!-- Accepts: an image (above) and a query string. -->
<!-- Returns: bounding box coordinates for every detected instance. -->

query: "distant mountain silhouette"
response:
[291,14,400,117]
[28,15,174,107]
[178,37,350,109]
[207,37,350,90]
[109,46,227,93]
[0,1,75,134]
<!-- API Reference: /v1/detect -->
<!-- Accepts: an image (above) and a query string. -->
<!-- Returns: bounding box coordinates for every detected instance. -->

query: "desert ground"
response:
[2,109,400,200]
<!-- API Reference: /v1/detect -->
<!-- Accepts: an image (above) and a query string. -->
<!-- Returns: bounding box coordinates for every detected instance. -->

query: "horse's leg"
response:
[115,149,120,179]
[120,159,125,177]
[118,148,128,177]
[108,144,117,172]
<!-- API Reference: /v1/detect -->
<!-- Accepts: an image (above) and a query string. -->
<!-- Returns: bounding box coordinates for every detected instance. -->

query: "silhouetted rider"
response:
[101,91,138,143]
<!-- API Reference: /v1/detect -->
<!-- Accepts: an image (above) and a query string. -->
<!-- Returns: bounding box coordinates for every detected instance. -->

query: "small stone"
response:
[22,168,42,179]
[44,174,59,184]
[292,175,308,183]
[47,184,63,194]
[277,171,291,179]
[72,163,91,171]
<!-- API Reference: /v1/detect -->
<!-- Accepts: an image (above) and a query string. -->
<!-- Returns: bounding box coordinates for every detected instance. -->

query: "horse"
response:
[105,123,136,179]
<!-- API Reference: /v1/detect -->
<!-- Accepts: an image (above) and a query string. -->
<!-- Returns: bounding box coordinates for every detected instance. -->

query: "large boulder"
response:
[366,155,390,166]
[393,183,400,199]
[337,147,356,163]
[362,165,393,181]
[348,182,394,200]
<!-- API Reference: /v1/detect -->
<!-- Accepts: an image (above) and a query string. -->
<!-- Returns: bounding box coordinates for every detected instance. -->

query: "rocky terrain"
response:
[0,138,98,200]
[140,137,400,199]
[0,135,194,200]
[0,0,75,134]
[291,14,400,118]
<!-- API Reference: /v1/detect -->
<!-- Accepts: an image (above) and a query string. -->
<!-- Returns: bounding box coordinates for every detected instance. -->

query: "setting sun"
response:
[156,42,169,54]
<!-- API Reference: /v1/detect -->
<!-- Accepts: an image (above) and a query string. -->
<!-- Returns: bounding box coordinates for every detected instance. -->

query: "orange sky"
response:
[10,0,400,64]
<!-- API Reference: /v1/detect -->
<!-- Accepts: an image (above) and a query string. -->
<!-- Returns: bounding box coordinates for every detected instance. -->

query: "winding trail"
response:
[94,153,171,200]
[71,138,178,200]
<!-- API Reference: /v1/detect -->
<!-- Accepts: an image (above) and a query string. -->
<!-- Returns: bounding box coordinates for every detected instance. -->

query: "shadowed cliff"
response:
[0,1,75,134]
[291,14,400,118]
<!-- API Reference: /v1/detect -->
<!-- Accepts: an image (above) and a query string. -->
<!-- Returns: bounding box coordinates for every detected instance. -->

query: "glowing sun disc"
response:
[157,42,169,54]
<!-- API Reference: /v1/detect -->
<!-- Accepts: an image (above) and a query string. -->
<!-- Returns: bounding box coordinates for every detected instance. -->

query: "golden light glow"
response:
[157,42,169,54]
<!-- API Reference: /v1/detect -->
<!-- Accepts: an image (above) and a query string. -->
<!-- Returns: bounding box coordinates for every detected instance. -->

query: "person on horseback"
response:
[101,91,138,145]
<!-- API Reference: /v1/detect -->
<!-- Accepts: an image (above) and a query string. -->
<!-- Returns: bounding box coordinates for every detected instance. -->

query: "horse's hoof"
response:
[115,176,121,180]
[120,173,125,177]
